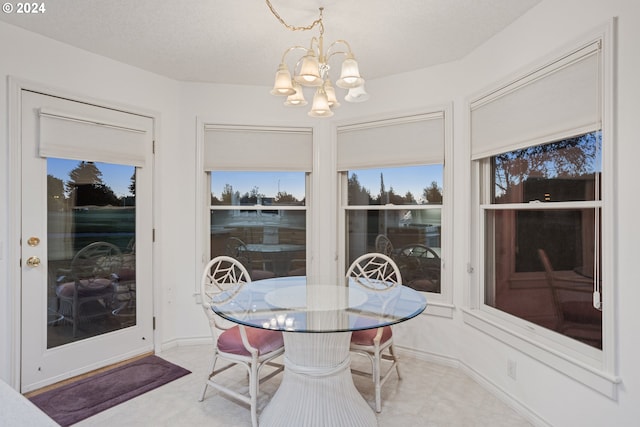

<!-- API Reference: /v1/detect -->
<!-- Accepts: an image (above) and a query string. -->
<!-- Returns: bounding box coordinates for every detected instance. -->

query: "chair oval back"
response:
[201,256,252,333]
[225,237,246,258]
[71,241,123,281]
[346,253,402,291]
[374,235,394,257]
[398,243,439,259]
[224,237,253,270]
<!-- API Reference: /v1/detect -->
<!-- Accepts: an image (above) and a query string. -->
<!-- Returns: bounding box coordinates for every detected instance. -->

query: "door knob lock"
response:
[26,256,41,267]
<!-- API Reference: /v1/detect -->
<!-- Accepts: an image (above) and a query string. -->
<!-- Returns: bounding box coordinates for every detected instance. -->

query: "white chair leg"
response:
[199,382,208,402]
[250,361,259,427]
[374,348,382,413]
[199,352,218,402]
[389,343,402,379]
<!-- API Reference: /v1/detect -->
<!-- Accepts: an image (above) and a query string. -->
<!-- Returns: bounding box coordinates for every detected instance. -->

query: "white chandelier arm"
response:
[308,36,321,53]
[325,49,350,63]
[279,45,309,64]
[327,39,354,56]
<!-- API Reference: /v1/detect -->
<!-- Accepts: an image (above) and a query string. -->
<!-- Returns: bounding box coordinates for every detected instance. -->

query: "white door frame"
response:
[7,77,160,390]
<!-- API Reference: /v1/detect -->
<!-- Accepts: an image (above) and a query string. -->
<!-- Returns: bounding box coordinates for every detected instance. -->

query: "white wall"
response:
[1,0,639,425]
[376,1,640,426]
[0,21,184,383]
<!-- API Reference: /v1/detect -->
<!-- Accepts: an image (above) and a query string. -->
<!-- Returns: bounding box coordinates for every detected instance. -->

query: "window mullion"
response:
[481,200,602,210]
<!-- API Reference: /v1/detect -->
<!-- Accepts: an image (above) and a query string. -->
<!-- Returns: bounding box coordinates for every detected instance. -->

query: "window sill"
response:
[424,300,455,318]
[462,307,620,399]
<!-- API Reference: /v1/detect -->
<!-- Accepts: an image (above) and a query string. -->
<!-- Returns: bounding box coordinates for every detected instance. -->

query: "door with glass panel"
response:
[20,90,154,392]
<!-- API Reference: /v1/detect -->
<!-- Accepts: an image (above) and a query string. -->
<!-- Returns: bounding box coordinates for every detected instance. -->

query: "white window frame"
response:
[336,107,454,318]
[195,120,313,293]
[465,23,620,398]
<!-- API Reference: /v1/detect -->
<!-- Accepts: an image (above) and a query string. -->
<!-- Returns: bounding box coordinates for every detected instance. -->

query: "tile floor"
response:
[74,344,533,427]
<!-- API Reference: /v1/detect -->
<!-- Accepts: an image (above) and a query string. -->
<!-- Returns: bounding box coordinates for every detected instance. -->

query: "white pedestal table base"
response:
[259,332,377,427]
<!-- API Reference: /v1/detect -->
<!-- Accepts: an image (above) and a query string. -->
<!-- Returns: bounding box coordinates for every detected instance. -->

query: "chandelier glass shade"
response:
[267,2,368,117]
[284,81,307,106]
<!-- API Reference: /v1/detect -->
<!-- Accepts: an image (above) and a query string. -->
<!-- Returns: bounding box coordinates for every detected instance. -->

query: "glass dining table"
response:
[241,243,305,276]
[211,275,427,427]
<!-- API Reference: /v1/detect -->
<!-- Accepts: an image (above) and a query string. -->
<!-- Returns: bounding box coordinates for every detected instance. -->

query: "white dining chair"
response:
[55,241,122,337]
[225,236,276,281]
[374,234,394,257]
[199,256,284,427]
[346,252,403,413]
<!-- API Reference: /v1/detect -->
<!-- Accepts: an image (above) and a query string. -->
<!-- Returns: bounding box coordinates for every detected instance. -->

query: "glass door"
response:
[20,90,154,392]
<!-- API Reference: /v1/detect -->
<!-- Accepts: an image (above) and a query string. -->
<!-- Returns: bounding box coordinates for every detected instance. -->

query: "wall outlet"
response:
[507,359,517,380]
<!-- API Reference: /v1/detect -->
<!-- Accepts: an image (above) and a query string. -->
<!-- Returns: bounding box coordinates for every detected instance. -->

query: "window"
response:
[481,132,602,348]
[337,110,449,299]
[209,171,307,279]
[199,124,313,282]
[343,165,443,293]
[469,27,616,395]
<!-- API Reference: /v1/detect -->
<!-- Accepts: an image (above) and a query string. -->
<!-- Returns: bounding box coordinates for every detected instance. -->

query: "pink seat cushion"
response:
[218,326,284,356]
[56,278,113,298]
[351,325,393,346]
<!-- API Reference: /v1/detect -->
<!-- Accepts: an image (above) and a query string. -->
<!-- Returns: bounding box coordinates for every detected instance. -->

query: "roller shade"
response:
[337,112,445,171]
[204,125,313,171]
[39,108,150,167]
[470,41,601,160]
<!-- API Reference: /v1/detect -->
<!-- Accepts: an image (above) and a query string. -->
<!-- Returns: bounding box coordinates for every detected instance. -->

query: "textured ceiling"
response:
[0,0,541,85]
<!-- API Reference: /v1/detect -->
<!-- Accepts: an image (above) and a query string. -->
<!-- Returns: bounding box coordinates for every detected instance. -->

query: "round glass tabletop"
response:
[211,276,427,333]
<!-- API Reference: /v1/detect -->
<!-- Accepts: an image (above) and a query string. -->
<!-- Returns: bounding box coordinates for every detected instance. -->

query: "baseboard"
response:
[395,345,460,369]
[159,336,210,353]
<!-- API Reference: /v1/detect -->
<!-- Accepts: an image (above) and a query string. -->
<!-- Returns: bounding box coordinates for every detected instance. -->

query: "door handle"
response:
[26,256,41,267]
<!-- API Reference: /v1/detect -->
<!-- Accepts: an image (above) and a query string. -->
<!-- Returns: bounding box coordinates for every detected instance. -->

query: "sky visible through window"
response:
[350,165,443,203]
[211,165,443,203]
[48,159,133,198]
[47,160,444,203]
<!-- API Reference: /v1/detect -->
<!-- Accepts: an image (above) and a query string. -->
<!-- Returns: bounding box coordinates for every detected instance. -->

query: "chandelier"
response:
[266,1,369,118]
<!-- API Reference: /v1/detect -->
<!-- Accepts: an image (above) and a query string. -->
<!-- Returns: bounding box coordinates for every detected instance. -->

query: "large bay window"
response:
[469,26,618,395]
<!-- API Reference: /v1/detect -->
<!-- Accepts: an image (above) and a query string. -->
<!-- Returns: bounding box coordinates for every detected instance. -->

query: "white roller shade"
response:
[39,108,150,167]
[204,125,313,171]
[471,41,601,160]
[337,112,445,171]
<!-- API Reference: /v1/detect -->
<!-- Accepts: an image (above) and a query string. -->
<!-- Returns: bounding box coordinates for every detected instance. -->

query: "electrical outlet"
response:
[507,359,517,380]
